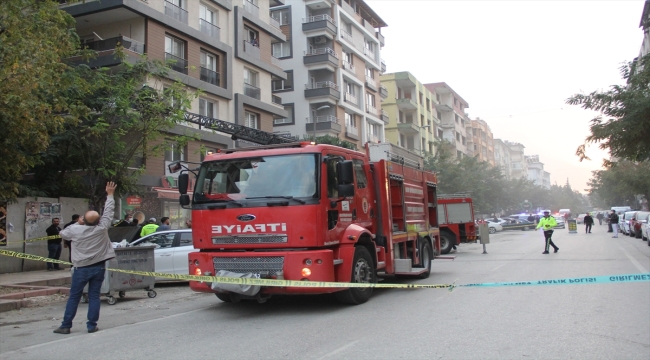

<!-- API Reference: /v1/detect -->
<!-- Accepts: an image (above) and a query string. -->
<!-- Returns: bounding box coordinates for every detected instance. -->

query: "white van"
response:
[559,209,571,216]
[611,206,631,213]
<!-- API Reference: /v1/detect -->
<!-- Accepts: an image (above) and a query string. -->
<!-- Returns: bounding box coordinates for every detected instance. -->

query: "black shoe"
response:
[542,251,550,254]
[554,248,559,253]
[47,268,53,271]
[53,327,70,334]
[54,268,62,270]
[88,327,99,333]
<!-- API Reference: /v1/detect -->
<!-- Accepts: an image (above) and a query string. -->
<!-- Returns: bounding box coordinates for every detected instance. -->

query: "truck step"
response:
[394,268,429,276]
[434,255,456,260]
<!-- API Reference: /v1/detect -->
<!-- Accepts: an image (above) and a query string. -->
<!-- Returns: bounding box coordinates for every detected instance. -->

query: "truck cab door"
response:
[324,152,349,241]
[350,157,372,228]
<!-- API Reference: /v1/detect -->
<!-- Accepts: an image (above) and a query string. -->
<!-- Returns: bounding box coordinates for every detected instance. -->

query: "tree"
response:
[586,160,650,209]
[567,54,650,162]
[0,0,94,201]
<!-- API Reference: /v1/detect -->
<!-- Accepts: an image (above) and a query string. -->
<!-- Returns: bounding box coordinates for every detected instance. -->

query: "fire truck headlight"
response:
[194,268,202,276]
[301,268,312,277]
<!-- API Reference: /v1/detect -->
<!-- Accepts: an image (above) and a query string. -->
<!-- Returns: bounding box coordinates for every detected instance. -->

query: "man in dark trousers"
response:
[607,212,613,232]
[535,210,558,254]
[46,218,62,270]
[584,213,594,233]
[596,212,604,225]
[63,214,81,266]
[53,182,117,334]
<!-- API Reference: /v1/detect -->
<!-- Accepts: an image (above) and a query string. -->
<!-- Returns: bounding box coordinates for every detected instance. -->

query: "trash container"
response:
[76,246,156,305]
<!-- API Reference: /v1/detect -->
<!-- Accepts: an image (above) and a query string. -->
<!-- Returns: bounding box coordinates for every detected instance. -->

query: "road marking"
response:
[316,339,361,360]
[491,262,508,271]
[619,246,649,273]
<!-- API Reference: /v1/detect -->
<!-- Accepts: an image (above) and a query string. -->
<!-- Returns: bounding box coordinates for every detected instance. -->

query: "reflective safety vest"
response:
[140,224,159,237]
[536,216,557,231]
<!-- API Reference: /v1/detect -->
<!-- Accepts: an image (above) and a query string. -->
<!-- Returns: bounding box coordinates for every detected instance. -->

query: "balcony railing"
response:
[347,125,358,136]
[165,52,188,74]
[243,0,259,17]
[305,81,339,91]
[164,0,188,24]
[381,59,386,73]
[345,92,358,105]
[307,115,339,124]
[342,60,355,72]
[366,104,377,116]
[303,14,336,25]
[363,47,375,58]
[243,40,261,59]
[272,95,282,105]
[367,133,380,143]
[381,109,389,122]
[200,19,220,40]
[305,47,338,58]
[341,29,352,41]
[269,16,281,30]
[365,75,376,87]
[244,83,261,100]
[81,36,145,54]
[200,67,220,86]
[272,55,282,67]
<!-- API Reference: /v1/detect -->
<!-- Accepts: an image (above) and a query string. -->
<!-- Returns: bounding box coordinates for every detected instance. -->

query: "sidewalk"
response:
[0,270,72,313]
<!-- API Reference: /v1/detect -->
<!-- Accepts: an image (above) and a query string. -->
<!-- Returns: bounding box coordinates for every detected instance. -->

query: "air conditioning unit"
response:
[314,36,327,45]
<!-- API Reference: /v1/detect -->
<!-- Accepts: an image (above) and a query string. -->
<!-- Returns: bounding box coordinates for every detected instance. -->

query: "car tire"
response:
[439,232,455,255]
[215,293,235,303]
[489,227,496,234]
[523,226,530,231]
[335,246,376,305]
[413,240,433,279]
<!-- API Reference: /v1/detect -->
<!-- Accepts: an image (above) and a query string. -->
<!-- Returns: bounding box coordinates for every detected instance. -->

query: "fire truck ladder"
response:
[183,112,295,145]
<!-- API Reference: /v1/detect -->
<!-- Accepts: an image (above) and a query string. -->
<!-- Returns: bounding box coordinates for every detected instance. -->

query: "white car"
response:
[130,229,197,279]
[554,216,565,229]
[487,221,503,234]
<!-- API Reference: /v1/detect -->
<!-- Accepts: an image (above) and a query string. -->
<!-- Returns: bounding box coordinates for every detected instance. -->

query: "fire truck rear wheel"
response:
[335,246,377,305]
[439,232,454,255]
[414,240,432,279]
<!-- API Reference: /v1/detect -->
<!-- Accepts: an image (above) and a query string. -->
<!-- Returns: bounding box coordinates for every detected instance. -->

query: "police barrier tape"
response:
[6,235,63,244]
[1,249,649,290]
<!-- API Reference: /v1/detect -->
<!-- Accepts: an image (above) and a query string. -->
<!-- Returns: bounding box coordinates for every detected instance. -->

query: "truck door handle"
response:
[352,209,357,221]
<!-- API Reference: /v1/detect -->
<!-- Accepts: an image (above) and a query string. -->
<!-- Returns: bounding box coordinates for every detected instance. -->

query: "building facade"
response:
[467,118,495,165]
[493,139,512,180]
[640,0,650,57]
[526,155,551,189]
[505,141,528,179]
[270,0,387,149]
[380,72,439,156]
[60,0,288,227]
[424,83,470,159]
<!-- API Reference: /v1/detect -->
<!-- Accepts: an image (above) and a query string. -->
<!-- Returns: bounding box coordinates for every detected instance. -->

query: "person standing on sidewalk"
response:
[610,210,620,238]
[45,218,62,271]
[536,210,558,254]
[584,213,594,234]
[596,212,604,225]
[53,182,117,335]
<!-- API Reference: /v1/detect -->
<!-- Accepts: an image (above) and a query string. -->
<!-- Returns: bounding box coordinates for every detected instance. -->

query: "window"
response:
[165,35,185,58]
[454,98,458,106]
[346,82,355,96]
[365,67,373,79]
[343,51,353,64]
[270,8,290,25]
[141,233,175,248]
[455,114,459,123]
[165,141,185,162]
[436,110,441,120]
[179,232,193,246]
[353,159,367,189]
[199,4,216,25]
[456,132,460,141]
[366,93,375,107]
[420,115,425,127]
[200,51,217,71]
[400,134,406,147]
[364,38,373,52]
[244,111,258,129]
[437,129,443,139]
[274,104,293,125]
[462,136,466,145]
[272,71,293,91]
[345,113,356,128]
[245,26,259,46]
[436,94,440,102]
[325,157,339,198]
[426,98,430,110]
[419,92,423,104]
[244,68,258,86]
[199,98,216,118]
[272,42,291,58]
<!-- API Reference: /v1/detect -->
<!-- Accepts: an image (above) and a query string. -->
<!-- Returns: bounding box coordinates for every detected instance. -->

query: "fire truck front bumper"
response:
[189,250,341,295]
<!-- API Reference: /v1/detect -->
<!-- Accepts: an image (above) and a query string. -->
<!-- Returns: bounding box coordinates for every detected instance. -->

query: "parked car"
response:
[576,214,587,224]
[554,216,566,229]
[621,211,637,236]
[630,211,650,239]
[642,214,650,243]
[486,221,503,234]
[501,219,535,231]
[129,229,196,279]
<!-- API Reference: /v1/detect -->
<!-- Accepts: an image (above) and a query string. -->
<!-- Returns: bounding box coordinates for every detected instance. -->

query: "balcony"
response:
[165,52,188,74]
[380,109,389,123]
[365,76,377,91]
[341,29,353,42]
[81,36,145,54]
[375,32,385,47]
[305,115,342,134]
[303,47,338,68]
[164,0,188,24]
[396,97,418,110]
[269,16,281,30]
[304,81,340,101]
[344,92,358,105]
[367,133,380,143]
[272,55,282,68]
[243,40,261,59]
[366,104,377,117]
[363,47,375,59]
[272,94,282,106]
[397,122,421,135]
[244,83,261,100]
[435,102,453,112]
[200,67,220,86]
[200,19,220,40]
[346,125,359,139]
[379,84,388,98]
[243,0,259,17]
[381,59,386,73]
[342,60,355,74]
[302,14,337,35]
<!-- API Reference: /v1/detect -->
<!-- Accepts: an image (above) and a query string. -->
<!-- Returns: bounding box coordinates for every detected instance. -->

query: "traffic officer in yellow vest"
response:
[536,210,558,254]
[140,218,159,237]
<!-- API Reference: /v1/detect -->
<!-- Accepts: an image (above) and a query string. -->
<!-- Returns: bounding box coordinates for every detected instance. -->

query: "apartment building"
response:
[60,0,288,227]
[640,0,650,57]
[423,83,470,159]
[493,139,511,180]
[269,0,387,149]
[467,118,495,165]
[380,72,439,156]
[526,155,551,189]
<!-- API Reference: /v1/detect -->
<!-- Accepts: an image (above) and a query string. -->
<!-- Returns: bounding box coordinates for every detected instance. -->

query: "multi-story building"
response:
[467,118,495,165]
[639,0,650,57]
[526,155,551,189]
[60,0,288,227]
[380,72,439,156]
[424,82,470,159]
[493,139,512,180]
[270,0,387,149]
[505,141,528,179]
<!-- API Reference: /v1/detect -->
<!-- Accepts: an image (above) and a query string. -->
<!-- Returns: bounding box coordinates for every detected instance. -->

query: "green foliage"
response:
[567,54,650,162]
[587,160,650,209]
[302,134,358,150]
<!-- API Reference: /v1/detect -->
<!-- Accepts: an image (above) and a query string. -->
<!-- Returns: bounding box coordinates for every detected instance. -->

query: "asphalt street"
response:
[1,223,649,360]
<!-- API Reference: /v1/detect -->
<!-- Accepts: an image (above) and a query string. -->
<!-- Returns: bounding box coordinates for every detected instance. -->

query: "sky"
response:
[366,0,645,193]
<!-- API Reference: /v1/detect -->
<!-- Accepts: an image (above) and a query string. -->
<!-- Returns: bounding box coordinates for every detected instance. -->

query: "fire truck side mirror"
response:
[337,184,355,198]
[337,160,354,185]
[178,174,189,195]
[179,194,190,206]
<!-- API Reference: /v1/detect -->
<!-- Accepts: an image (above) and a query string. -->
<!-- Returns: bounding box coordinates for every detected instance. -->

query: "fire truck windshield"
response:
[193,154,318,204]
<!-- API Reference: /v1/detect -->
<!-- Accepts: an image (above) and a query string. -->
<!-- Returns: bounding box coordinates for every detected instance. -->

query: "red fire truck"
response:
[175,141,440,304]
[437,195,479,254]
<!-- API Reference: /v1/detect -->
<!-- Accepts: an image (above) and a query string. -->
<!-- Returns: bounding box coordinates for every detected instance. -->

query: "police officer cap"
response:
[543,210,550,214]
[149,217,156,223]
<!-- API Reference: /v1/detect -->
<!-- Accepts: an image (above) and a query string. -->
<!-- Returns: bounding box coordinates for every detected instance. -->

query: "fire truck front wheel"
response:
[335,246,377,305]
[439,232,455,255]
[414,240,433,279]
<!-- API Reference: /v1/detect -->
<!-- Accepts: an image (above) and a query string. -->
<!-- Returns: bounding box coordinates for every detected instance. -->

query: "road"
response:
[1,224,649,359]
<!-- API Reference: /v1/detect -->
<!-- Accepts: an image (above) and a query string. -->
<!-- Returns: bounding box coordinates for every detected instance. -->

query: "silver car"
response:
[129,229,197,279]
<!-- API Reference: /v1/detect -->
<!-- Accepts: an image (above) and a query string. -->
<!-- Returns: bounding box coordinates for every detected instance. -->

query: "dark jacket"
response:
[610,213,619,224]
[596,213,604,220]
[584,215,594,225]
[46,225,62,245]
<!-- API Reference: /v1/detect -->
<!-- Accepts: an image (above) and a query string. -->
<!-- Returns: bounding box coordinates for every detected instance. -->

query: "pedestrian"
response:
[185,219,192,229]
[155,217,171,232]
[140,218,159,237]
[112,213,133,227]
[563,212,570,223]
[53,182,117,334]
[535,210,558,254]
[606,212,613,232]
[610,210,619,238]
[46,218,63,271]
[527,213,535,223]
[584,213,594,233]
[596,212,604,225]
[63,214,81,266]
